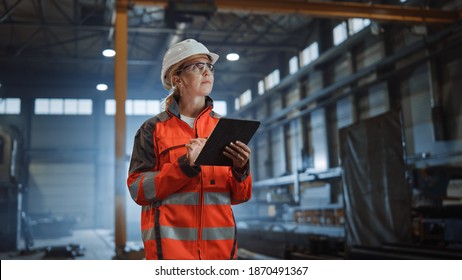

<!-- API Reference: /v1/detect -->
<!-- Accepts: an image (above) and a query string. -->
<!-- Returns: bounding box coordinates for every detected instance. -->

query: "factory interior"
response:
[1,0,462,260]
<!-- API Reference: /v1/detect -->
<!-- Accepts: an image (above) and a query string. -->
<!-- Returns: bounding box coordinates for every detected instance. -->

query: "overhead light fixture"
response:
[226,52,239,61]
[102,49,116,57]
[96,84,108,91]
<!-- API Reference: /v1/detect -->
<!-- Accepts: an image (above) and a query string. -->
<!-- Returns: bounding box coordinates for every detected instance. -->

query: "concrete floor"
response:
[0,229,140,260]
[0,228,278,260]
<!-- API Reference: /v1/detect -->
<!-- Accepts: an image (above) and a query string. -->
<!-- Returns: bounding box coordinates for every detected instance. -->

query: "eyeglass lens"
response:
[182,62,214,74]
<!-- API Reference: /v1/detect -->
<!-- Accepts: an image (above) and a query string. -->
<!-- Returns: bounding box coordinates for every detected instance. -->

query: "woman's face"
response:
[177,55,214,98]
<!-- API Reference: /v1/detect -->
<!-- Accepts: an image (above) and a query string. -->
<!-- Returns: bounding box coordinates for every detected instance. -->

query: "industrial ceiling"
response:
[1,0,460,101]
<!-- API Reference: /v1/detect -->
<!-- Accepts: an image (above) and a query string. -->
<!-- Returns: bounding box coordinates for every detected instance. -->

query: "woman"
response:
[127,39,253,260]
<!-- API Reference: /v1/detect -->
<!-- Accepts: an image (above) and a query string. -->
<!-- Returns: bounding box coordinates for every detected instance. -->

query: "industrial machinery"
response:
[236,112,462,260]
[410,166,462,247]
[0,125,23,252]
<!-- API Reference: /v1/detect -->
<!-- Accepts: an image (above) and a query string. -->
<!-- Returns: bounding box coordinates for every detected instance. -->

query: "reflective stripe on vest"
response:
[202,227,235,240]
[128,171,159,201]
[141,192,233,242]
[162,192,198,205]
[146,191,230,206]
[143,226,235,241]
[141,192,230,212]
[204,192,230,205]
[143,226,198,241]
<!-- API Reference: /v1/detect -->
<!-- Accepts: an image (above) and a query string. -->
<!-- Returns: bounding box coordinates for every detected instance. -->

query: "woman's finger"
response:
[233,141,251,153]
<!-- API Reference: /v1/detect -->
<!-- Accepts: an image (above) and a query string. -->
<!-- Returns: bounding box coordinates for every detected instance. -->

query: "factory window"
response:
[64,99,78,115]
[105,99,160,116]
[348,18,371,35]
[129,100,159,116]
[0,98,21,114]
[258,80,265,95]
[49,99,64,114]
[236,89,252,110]
[333,22,348,45]
[78,100,92,115]
[300,42,319,67]
[265,69,280,90]
[213,100,227,116]
[242,90,252,106]
[105,100,116,115]
[289,56,299,74]
[235,90,252,110]
[234,98,240,111]
[34,98,92,115]
[130,100,159,116]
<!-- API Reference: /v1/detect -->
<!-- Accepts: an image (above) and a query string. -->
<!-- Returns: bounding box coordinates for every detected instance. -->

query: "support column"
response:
[114,0,128,258]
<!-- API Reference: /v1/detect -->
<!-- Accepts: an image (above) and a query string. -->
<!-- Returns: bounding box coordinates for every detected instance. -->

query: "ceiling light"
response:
[96,84,108,91]
[226,53,239,61]
[102,49,116,57]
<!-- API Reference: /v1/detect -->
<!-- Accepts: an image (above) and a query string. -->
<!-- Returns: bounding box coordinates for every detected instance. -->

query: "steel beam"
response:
[0,21,290,37]
[133,0,461,24]
[114,0,128,259]
[0,0,24,23]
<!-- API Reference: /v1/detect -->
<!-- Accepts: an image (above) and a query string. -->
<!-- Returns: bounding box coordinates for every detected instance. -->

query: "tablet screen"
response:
[194,118,260,166]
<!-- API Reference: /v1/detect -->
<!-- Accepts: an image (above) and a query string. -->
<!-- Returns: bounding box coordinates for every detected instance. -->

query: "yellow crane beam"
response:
[132,0,461,24]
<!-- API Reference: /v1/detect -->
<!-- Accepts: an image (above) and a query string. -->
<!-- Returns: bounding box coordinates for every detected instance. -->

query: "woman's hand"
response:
[223,141,251,169]
[185,138,207,166]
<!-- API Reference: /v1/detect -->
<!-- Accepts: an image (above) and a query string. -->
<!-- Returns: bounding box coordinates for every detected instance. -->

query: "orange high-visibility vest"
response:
[127,97,252,260]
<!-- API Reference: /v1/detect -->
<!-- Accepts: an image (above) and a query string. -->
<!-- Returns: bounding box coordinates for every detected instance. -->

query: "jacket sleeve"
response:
[227,163,252,205]
[126,119,201,206]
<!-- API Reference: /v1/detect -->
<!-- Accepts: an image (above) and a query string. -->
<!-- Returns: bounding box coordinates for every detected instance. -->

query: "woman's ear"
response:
[173,75,181,86]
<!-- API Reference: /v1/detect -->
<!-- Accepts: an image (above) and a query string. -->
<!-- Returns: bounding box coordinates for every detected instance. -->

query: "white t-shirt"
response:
[180,114,195,129]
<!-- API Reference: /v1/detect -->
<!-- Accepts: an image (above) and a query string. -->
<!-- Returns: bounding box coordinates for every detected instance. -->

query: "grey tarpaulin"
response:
[339,111,412,251]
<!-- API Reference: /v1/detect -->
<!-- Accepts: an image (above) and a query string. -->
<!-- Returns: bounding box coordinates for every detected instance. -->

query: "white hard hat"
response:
[161,38,219,90]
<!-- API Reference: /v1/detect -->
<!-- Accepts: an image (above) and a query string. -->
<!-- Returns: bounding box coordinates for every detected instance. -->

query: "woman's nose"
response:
[202,68,211,76]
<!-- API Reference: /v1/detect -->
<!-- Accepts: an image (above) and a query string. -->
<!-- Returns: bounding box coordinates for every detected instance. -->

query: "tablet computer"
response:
[194,118,260,166]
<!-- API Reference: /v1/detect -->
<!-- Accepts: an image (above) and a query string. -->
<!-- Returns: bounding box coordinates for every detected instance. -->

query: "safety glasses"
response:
[179,62,214,74]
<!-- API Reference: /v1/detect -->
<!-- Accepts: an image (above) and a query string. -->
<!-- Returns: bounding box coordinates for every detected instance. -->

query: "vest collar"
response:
[168,96,214,118]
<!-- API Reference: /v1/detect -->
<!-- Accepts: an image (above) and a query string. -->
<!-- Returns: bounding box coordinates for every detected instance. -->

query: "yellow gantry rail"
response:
[132,0,461,24]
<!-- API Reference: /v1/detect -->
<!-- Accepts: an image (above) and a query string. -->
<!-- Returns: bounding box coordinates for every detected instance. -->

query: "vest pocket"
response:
[202,166,229,191]
[157,136,189,164]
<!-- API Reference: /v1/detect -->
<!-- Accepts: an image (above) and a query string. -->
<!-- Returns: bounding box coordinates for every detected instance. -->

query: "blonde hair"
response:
[161,54,212,110]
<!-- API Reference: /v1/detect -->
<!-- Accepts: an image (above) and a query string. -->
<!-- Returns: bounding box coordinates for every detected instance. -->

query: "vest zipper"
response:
[197,175,205,259]
[193,106,211,259]
[195,120,204,260]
